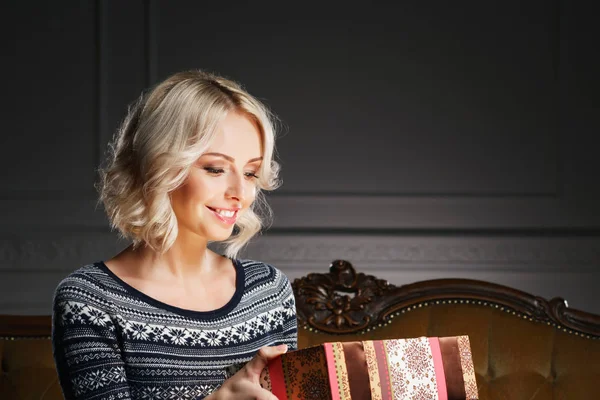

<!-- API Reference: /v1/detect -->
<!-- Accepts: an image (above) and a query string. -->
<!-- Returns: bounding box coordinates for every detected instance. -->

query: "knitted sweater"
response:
[52,259,298,400]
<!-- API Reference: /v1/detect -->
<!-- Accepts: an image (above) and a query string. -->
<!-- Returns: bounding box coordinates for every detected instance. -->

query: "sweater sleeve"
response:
[224,270,298,380]
[52,278,132,400]
[277,273,298,352]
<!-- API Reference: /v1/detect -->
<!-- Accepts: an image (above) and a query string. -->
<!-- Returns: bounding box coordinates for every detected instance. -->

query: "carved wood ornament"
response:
[292,259,600,338]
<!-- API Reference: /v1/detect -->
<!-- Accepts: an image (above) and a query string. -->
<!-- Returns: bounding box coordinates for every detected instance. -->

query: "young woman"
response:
[52,70,297,400]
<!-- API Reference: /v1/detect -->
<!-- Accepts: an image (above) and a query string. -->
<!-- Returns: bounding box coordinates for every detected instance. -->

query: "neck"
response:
[136,229,219,281]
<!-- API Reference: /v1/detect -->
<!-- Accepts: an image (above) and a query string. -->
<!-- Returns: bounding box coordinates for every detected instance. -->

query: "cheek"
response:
[186,174,218,199]
[172,176,213,212]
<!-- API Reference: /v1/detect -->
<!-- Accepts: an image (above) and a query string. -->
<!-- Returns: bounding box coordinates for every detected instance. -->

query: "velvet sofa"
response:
[293,260,600,399]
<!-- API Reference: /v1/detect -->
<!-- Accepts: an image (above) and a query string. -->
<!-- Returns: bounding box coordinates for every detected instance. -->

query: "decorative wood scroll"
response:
[292,259,600,337]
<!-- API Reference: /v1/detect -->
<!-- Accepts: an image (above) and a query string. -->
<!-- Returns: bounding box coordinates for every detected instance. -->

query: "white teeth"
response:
[216,209,235,218]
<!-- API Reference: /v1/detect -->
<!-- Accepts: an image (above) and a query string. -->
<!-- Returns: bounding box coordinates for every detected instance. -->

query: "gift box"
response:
[260,336,478,400]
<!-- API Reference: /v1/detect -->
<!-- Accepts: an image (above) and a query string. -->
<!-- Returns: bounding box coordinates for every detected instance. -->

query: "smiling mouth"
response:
[206,206,238,224]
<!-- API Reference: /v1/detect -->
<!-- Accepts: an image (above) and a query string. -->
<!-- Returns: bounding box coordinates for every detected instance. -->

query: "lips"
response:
[206,206,239,225]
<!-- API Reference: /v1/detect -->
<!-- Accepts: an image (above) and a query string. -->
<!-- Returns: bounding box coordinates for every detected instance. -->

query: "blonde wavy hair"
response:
[97,70,281,258]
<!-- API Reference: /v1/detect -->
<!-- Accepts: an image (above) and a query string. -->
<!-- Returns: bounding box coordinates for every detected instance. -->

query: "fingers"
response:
[244,344,288,377]
[255,388,279,400]
[251,387,279,400]
[264,392,279,400]
[229,380,279,400]
[258,344,288,360]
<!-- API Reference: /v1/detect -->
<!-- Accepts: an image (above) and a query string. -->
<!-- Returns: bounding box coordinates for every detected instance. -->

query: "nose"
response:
[225,172,246,202]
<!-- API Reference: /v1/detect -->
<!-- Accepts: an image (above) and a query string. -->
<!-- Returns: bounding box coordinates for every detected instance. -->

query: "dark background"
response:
[2,1,599,315]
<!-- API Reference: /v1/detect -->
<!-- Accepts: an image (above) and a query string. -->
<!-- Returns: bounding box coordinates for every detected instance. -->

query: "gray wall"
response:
[2,1,599,315]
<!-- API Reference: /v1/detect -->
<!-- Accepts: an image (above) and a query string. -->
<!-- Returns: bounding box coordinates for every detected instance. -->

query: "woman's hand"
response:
[206,344,288,400]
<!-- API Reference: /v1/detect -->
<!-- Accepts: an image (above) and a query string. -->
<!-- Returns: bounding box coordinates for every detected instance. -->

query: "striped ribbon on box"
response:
[260,336,478,400]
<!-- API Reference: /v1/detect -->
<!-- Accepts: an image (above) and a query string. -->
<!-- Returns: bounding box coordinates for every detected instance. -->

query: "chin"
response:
[207,227,236,242]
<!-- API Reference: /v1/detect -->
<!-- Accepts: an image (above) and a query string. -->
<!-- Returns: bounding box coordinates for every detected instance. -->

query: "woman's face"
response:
[170,111,263,242]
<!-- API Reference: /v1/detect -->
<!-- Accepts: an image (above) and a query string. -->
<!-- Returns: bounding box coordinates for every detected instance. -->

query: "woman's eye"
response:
[203,167,225,175]
[245,172,259,179]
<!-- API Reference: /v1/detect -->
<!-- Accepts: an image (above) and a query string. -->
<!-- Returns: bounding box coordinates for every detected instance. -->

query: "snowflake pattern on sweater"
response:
[52,259,297,400]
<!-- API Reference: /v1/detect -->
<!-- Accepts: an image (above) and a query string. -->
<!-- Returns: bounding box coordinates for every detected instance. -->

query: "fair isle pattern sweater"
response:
[52,259,298,400]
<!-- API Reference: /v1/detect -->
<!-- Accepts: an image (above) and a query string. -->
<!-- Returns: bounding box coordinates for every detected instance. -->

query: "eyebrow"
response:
[201,152,263,163]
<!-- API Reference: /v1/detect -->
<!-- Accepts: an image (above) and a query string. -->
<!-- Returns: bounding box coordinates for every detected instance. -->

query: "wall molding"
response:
[244,234,600,269]
[1,233,599,272]
[0,234,127,272]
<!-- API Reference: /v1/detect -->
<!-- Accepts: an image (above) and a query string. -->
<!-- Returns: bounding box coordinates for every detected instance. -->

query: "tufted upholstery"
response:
[0,317,61,400]
[294,260,600,400]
